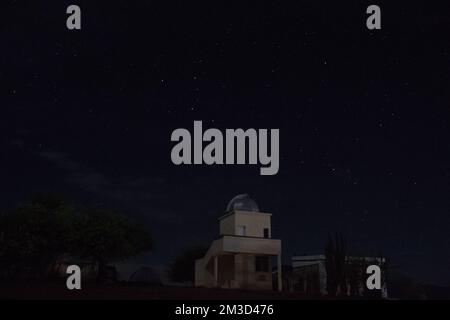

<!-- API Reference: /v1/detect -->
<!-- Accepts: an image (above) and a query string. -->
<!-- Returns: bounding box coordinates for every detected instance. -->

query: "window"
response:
[257,274,267,281]
[255,256,270,272]
[263,228,269,238]
[236,225,246,236]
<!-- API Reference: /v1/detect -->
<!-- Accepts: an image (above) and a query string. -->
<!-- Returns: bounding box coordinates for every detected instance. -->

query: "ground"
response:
[0,283,312,300]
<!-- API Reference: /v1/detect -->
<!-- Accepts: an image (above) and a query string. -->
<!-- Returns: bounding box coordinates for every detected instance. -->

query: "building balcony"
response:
[217,235,281,256]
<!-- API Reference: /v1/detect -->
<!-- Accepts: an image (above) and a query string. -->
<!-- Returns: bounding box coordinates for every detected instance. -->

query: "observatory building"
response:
[195,194,282,291]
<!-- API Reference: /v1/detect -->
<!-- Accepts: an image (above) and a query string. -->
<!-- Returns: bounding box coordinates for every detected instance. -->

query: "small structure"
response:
[272,265,293,292]
[195,194,282,291]
[51,256,101,282]
[292,255,388,298]
[129,266,162,285]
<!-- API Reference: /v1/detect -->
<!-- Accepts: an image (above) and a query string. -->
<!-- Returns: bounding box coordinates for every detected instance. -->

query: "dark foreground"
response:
[4,283,449,300]
[0,283,312,300]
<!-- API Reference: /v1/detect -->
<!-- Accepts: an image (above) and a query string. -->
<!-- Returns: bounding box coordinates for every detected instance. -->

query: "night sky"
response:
[1,1,450,285]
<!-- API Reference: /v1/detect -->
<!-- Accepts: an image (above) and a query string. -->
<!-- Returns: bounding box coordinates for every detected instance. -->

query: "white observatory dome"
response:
[226,194,260,212]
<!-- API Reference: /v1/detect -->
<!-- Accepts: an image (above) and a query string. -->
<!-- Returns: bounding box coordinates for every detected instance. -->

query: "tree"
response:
[325,234,337,296]
[0,195,75,280]
[70,210,153,282]
[325,233,348,296]
[168,246,208,282]
[335,234,348,295]
[347,257,367,296]
[0,195,153,283]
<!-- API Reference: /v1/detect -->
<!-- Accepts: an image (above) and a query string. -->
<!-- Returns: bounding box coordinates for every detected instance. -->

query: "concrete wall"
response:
[219,214,235,236]
[218,254,236,288]
[222,236,281,255]
[234,254,272,290]
[196,251,275,290]
[195,238,223,288]
[234,211,271,238]
[292,255,388,297]
[195,259,205,287]
[219,210,272,238]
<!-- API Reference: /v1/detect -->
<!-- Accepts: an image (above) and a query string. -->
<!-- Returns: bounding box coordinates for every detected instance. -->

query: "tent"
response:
[129,266,162,285]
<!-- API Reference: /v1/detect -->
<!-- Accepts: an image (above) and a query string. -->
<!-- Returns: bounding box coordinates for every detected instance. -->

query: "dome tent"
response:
[129,266,162,285]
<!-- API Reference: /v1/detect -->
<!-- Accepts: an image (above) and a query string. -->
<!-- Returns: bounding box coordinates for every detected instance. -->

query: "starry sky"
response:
[1,1,450,285]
